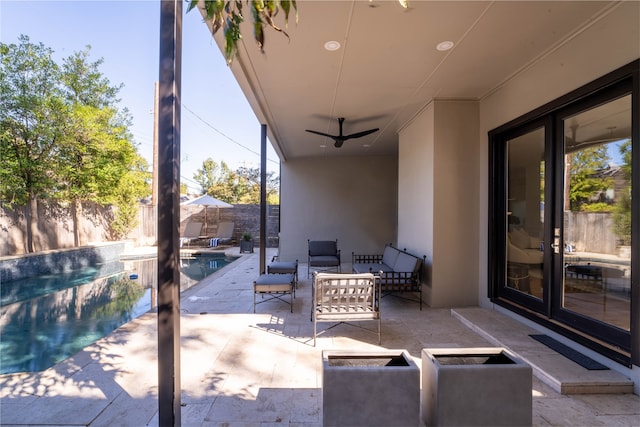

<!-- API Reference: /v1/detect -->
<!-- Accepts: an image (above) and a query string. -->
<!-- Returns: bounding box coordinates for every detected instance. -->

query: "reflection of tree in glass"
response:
[568,146,612,212]
[94,277,145,318]
[612,140,631,245]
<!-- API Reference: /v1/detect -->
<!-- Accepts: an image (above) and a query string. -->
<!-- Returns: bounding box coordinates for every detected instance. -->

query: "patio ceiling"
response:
[201,1,617,161]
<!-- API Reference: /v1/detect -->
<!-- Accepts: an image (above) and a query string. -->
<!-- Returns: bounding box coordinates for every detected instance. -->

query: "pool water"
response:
[0,253,236,374]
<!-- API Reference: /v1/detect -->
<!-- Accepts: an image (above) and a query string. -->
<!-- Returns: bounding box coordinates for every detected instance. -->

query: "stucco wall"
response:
[477,1,640,308]
[398,103,434,300]
[278,155,398,264]
[399,100,480,308]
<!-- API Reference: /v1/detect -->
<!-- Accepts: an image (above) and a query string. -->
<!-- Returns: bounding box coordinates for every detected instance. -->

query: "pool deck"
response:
[1,246,638,426]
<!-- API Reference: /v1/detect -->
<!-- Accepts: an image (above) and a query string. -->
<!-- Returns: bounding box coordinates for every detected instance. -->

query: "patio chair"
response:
[180,222,204,248]
[308,239,341,278]
[311,272,380,346]
[208,221,235,247]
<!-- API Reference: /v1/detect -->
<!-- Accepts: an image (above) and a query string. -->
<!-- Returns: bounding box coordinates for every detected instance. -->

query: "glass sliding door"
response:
[504,125,547,309]
[556,94,632,348]
[489,61,637,363]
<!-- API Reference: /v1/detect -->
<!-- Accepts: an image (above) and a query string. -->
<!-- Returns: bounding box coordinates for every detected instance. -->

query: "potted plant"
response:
[240,232,254,253]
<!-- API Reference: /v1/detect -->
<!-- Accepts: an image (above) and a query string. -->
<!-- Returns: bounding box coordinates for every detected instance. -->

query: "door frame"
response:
[488,60,639,367]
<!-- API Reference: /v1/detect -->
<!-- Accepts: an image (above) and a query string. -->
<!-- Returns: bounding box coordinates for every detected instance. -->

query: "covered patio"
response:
[1,250,638,425]
[153,0,638,423]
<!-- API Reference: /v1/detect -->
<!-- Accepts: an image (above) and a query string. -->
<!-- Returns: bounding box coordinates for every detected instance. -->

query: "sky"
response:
[1,0,280,193]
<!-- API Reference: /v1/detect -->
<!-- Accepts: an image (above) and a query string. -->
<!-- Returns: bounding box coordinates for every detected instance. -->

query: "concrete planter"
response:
[421,347,532,426]
[239,239,254,253]
[322,350,420,427]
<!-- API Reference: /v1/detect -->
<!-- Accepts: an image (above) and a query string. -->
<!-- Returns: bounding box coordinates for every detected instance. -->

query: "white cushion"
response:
[381,246,400,267]
[510,228,531,249]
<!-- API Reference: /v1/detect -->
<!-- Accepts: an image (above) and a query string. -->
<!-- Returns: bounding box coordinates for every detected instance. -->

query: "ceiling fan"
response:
[306,117,379,148]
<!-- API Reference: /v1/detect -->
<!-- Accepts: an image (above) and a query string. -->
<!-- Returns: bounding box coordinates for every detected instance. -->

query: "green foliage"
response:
[580,202,613,213]
[180,182,189,195]
[187,0,298,64]
[568,146,612,212]
[0,35,67,207]
[0,36,150,248]
[612,139,632,245]
[110,154,150,239]
[193,158,279,204]
[94,276,145,317]
[612,191,631,246]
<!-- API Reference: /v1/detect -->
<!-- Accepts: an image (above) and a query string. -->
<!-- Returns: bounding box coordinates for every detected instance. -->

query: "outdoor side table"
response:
[253,273,295,313]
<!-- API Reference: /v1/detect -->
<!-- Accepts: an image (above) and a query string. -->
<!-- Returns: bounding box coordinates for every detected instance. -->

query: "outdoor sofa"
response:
[352,244,425,309]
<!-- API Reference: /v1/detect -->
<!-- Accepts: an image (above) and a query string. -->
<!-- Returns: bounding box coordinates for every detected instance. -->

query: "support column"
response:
[260,124,267,273]
[157,1,182,425]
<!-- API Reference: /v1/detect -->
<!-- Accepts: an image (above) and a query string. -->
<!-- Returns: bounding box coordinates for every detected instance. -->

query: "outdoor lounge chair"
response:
[308,239,341,278]
[311,272,380,346]
[180,222,204,248]
[208,221,235,247]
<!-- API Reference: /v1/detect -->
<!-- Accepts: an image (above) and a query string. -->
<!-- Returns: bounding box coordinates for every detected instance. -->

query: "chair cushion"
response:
[309,240,338,256]
[268,261,297,274]
[393,252,420,273]
[381,246,400,267]
[254,274,294,292]
[510,228,531,249]
[310,255,340,267]
[353,263,395,274]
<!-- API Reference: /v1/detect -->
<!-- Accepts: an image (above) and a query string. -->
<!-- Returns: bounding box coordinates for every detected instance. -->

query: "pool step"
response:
[452,307,634,395]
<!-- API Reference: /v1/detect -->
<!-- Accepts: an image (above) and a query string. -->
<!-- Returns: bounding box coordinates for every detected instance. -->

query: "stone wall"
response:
[0,241,126,282]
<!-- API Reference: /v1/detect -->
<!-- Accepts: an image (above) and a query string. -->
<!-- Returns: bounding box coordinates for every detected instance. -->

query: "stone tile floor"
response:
[1,248,638,426]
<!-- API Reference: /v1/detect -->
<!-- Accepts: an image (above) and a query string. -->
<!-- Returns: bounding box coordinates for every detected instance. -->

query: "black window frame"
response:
[488,60,639,367]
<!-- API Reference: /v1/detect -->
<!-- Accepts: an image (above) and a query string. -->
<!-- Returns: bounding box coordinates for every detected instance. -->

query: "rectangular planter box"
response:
[422,347,532,426]
[322,350,420,427]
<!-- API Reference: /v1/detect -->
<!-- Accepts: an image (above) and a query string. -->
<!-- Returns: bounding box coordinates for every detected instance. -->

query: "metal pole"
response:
[157,0,182,425]
[260,124,267,273]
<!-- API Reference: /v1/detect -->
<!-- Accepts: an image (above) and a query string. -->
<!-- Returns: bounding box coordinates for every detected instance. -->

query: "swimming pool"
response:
[0,253,237,374]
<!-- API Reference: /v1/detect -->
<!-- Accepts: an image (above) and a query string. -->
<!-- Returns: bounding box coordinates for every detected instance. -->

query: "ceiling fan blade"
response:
[306,129,336,138]
[343,128,379,140]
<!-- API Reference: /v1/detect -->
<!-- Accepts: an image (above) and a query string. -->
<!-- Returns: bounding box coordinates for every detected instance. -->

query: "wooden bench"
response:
[311,272,380,346]
[352,244,425,309]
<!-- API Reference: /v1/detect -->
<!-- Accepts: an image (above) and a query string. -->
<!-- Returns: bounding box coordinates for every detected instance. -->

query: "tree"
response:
[1,37,149,251]
[193,158,279,204]
[0,35,68,252]
[612,139,632,246]
[567,145,612,212]
[187,1,409,63]
[56,47,148,245]
[187,0,299,64]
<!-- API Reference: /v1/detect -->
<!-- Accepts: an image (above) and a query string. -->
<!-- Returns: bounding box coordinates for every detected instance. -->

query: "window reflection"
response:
[562,95,631,331]
[506,127,545,299]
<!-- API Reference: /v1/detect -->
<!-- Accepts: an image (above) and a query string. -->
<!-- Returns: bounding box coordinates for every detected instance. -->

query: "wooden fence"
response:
[1,202,280,257]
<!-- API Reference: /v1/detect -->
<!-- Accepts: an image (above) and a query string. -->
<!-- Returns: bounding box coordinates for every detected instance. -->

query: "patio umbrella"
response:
[181,194,233,231]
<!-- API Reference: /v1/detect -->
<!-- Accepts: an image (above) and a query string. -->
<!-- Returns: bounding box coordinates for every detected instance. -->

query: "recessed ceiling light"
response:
[324,41,341,51]
[363,144,370,148]
[436,41,454,51]
[320,144,327,148]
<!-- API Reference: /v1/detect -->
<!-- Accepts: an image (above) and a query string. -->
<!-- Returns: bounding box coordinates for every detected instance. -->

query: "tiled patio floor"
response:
[1,248,638,426]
